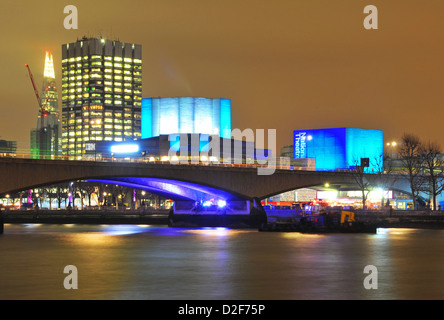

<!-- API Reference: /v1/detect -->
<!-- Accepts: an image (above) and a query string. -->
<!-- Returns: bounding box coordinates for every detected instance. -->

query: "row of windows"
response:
[62,118,133,125]
[62,75,142,82]
[62,65,139,74]
[62,62,142,72]
[62,132,141,144]
[64,131,142,138]
[63,56,142,63]
[62,124,134,130]
[62,79,141,87]
[63,69,136,76]
[62,101,142,108]
[62,99,141,106]
[62,90,136,100]
[62,118,133,128]
[65,129,134,136]
[62,133,142,148]
[62,121,141,128]
[62,120,141,126]
[62,85,142,92]
[62,111,138,115]
[62,88,139,96]
[62,80,141,88]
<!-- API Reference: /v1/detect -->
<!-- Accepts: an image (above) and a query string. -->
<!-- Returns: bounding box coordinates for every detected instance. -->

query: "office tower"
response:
[61,36,142,158]
[141,97,231,139]
[0,139,17,156]
[30,51,61,158]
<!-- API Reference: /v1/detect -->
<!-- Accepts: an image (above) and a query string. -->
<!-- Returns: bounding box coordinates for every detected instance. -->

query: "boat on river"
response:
[259,209,377,234]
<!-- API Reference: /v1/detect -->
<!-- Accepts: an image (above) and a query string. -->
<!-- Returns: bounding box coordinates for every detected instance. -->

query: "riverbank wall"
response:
[1,209,170,225]
[267,208,444,230]
[4,208,444,229]
[355,210,444,229]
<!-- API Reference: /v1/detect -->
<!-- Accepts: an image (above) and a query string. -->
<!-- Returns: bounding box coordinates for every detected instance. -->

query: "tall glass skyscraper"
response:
[30,51,61,158]
[61,36,142,158]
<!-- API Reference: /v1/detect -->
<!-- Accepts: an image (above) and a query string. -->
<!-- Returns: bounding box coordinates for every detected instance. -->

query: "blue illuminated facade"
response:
[141,97,231,139]
[293,128,383,172]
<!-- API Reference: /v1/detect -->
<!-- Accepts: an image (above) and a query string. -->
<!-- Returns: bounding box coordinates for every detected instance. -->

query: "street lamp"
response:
[386,141,399,159]
[35,193,40,208]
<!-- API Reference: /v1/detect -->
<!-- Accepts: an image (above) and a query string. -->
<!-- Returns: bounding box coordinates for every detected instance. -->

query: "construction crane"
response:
[25,63,49,157]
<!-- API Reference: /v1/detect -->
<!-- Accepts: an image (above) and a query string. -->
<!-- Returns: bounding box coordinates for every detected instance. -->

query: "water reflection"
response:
[2,225,444,299]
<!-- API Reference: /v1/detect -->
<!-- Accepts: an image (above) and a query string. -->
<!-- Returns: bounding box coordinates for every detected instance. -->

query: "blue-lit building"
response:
[141,97,231,139]
[293,127,383,172]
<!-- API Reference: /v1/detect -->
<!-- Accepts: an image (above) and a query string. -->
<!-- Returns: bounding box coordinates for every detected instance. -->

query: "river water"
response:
[1,223,444,300]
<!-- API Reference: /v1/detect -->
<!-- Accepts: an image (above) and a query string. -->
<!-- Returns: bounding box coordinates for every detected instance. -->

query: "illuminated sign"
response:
[294,131,307,159]
[85,142,95,151]
[110,144,139,154]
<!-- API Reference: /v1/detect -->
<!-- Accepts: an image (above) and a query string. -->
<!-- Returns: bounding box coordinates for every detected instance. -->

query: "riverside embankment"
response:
[355,210,444,229]
[267,208,444,230]
[3,208,444,229]
[1,208,170,225]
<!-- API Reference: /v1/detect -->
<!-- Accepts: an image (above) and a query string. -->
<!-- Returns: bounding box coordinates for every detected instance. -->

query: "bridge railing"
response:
[0,151,305,171]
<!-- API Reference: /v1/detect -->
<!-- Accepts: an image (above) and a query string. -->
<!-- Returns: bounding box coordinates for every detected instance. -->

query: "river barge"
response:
[259,210,377,234]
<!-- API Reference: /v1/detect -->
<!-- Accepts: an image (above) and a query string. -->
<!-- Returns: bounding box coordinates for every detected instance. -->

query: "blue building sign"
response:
[293,127,383,172]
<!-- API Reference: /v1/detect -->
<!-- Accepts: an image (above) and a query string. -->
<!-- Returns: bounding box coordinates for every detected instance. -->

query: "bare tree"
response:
[117,186,130,209]
[351,158,372,209]
[78,181,97,208]
[39,186,52,209]
[421,141,444,210]
[96,183,108,209]
[73,181,87,210]
[109,184,129,210]
[54,183,68,209]
[369,152,399,208]
[398,133,426,210]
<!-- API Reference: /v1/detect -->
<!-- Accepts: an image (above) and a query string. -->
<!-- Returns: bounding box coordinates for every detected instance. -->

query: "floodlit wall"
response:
[293,127,383,172]
[141,97,231,139]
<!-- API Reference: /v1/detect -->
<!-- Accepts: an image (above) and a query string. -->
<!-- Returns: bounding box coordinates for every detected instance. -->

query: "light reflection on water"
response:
[1,224,444,300]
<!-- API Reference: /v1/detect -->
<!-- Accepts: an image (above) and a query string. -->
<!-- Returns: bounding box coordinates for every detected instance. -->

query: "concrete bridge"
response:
[0,157,414,201]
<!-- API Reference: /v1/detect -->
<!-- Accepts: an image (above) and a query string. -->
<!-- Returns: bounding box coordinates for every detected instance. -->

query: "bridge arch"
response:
[259,176,423,209]
[0,158,413,205]
[87,176,247,202]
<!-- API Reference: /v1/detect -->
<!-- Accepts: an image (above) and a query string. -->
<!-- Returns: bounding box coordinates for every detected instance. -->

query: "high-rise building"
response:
[0,139,17,156]
[61,36,142,158]
[30,51,61,158]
